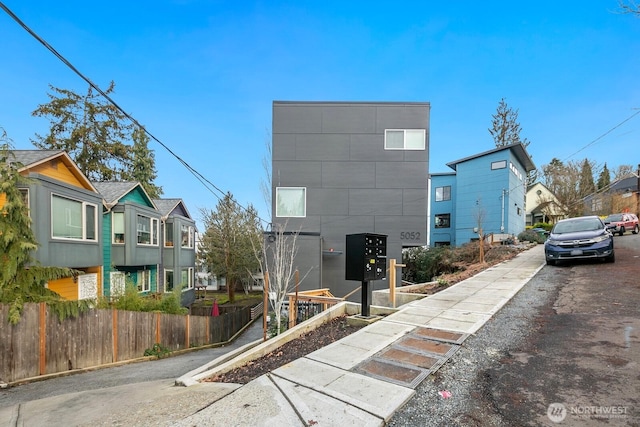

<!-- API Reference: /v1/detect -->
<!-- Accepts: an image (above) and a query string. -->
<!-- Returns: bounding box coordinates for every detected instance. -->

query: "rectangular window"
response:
[137,215,159,246]
[165,223,174,247]
[384,129,426,150]
[491,160,507,170]
[165,270,174,293]
[435,186,451,202]
[181,267,194,291]
[181,225,194,248]
[435,213,451,229]
[276,187,306,217]
[113,212,125,243]
[152,218,159,245]
[51,194,97,241]
[137,269,151,293]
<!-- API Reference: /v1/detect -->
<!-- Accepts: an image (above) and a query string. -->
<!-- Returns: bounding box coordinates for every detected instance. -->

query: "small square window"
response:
[435,213,451,228]
[276,187,306,217]
[435,186,451,202]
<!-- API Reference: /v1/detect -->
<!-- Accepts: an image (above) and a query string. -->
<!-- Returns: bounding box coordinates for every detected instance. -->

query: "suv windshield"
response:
[553,218,603,234]
[604,214,623,222]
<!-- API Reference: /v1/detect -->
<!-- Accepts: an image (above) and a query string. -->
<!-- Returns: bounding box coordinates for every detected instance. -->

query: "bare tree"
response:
[618,0,640,15]
[473,199,487,263]
[256,222,313,336]
[613,164,635,180]
[260,129,272,223]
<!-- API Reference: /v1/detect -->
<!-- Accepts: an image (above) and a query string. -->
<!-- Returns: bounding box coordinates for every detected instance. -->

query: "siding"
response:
[25,158,91,190]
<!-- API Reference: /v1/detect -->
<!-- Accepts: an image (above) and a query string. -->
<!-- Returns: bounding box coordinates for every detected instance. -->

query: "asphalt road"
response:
[0,318,264,409]
[4,236,639,426]
[390,233,640,426]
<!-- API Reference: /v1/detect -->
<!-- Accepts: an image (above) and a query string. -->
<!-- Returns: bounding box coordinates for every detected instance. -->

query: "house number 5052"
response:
[400,232,420,240]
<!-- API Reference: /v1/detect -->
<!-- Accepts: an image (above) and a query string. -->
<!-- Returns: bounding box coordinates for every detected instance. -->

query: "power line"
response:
[561,110,640,162]
[0,1,270,225]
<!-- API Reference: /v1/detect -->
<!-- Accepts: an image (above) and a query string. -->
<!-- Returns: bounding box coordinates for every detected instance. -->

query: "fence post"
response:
[155,312,161,344]
[185,315,190,349]
[389,259,406,308]
[39,302,46,375]
[112,309,118,362]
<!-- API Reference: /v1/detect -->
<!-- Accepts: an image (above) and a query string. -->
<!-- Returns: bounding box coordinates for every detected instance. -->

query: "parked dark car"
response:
[544,216,615,266]
[603,213,639,236]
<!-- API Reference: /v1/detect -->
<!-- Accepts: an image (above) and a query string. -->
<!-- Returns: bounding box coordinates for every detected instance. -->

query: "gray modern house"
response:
[154,198,197,307]
[271,101,430,300]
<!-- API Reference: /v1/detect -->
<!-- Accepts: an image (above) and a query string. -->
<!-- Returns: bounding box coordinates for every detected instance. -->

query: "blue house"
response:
[429,143,535,247]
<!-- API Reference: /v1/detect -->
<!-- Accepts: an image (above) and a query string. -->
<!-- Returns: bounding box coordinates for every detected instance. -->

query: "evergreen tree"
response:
[489,98,531,148]
[578,159,596,198]
[31,82,162,195]
[31,83,130,181]
[198,193,262,303]
[597,163,611,191]
[124,126,162,198]
[0,131,76,324]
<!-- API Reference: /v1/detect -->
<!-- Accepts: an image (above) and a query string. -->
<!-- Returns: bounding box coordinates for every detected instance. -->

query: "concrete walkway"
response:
[177,244,545,426]
[1,245,545,427]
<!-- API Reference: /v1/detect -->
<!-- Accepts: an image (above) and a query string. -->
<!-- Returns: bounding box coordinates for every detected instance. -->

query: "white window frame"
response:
[112,212,125,244]
[276,187,307,218]
[137,269,151,293]
[181,225,194,248]
[164,223,174,247]
[164,269,174,293]
[435,186,451,202]
[384,129,426,150]
[136,214,159,246]
[51,193,98,241]
[181,267,194,291]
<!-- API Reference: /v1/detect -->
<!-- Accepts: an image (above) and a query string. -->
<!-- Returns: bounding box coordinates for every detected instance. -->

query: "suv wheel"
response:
[633,225,639,235]
[619,227,625,236]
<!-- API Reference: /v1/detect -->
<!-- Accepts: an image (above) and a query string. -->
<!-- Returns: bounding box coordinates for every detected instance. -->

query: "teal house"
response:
[93,181,162,297]
[429,143,535,246]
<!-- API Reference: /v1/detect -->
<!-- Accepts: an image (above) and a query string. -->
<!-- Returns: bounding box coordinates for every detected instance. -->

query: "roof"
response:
[92,181,157,209]
[153,198,192,220]
[445,143,536,173]
[11,149,65,166]
[610,174,639,192]
[11,149,97,192]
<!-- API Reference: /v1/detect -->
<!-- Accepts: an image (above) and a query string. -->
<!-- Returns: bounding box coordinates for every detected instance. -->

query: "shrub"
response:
[532,222,553,231]
[518,229,546,244]
[144,343,171,359]
[402,246,459,283]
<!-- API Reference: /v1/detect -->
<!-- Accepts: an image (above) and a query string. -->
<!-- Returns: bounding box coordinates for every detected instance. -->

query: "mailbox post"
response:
[345,233,387,317]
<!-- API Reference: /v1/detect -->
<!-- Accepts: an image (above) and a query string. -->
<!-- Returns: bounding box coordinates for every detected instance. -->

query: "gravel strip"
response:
[388,267,557,427]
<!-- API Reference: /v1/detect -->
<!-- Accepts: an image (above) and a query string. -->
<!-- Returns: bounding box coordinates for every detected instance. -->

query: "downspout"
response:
[501,189,506,233]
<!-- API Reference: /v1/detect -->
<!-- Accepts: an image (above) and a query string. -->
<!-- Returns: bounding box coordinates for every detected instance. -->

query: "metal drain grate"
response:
[352,327,467,389]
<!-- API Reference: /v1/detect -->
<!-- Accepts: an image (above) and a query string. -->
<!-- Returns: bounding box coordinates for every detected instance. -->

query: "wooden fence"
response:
[0,303,252,385]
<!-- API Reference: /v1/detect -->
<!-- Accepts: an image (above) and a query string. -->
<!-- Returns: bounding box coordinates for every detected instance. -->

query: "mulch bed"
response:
[204,315,363,384]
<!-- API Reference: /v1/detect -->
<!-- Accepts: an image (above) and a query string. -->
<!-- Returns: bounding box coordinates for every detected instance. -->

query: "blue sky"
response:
[1,1,639,227]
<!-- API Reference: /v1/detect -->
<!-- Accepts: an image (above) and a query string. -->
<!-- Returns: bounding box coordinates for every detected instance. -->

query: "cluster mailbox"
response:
[345,233,387,282]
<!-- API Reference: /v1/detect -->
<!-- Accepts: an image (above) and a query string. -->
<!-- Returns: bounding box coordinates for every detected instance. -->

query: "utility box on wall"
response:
[345,233,387,281]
